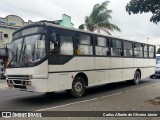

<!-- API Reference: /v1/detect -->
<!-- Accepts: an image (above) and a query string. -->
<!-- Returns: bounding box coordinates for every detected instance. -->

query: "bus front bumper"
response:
[6,76,48,92]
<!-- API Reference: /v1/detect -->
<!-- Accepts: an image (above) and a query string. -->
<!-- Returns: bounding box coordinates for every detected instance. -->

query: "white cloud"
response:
[0,0,160,45]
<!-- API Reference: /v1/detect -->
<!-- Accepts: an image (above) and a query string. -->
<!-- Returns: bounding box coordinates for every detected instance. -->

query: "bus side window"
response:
[123,41,133,57]
[50,32,61,55]
[50,34,73,55]
[149,45,155,58]
[144,44,148,58]
[60,35,73,55]
[77,34,93,55]
[50,42,60,54]
[134,43,143,57]
[95,37,109,56]
[111,39,122,56]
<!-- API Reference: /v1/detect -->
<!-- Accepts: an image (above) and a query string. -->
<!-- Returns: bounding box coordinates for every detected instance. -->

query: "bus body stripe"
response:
[48,66,155,73]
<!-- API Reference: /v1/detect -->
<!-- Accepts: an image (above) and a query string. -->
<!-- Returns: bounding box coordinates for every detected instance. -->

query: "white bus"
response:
[6,21,156,97]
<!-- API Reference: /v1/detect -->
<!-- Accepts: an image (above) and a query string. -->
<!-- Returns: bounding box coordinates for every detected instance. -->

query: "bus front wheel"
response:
[70,76,86,97]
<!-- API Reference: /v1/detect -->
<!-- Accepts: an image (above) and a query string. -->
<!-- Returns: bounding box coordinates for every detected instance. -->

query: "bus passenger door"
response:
[48,29,75,91]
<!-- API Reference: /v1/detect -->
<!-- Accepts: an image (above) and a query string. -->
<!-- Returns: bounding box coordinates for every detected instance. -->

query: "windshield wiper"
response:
[8,48,18,67]
[21,45,26,66]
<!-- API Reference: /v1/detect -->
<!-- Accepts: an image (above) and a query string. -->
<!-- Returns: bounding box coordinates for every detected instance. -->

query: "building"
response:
[0,15,32,72]
[53,14,74,28]
[41,14,74,28]
[0,15,32,47]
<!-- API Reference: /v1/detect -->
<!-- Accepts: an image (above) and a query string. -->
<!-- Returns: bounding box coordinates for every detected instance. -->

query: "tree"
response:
[157,48,160,54]
[78,1,121,35]
[126,0,160,24]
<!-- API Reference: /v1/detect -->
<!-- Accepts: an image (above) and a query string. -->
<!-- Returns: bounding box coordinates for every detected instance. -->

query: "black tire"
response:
[150,74,155,79]
[132,71,141,85]
[128,71,141,85]
[70,76,86,97]
[2,75,6,79]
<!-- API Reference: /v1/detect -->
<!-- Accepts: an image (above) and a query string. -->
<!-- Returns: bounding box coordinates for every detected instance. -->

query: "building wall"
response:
[59,14,74,28]
[0,15,32,71]
[0,26,17,46]
[0,15,32,48]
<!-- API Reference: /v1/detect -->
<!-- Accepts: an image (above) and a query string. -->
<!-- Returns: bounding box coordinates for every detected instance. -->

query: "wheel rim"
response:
[73,82,83,93]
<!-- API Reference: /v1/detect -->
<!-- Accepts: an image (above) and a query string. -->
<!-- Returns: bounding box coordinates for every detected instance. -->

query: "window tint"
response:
[50,35,73,55]
[60,36,73,55]
[79,34,91,45]
[112,39,122,48]
[111,39,122,56]
[97,37,106,46]
[123,41,133,57]
[149,46,155,58]
[144,45,148,58]
[134,43,143,57]
[95,37,109,56]
[77,34,93,55]
[4,34,8,38]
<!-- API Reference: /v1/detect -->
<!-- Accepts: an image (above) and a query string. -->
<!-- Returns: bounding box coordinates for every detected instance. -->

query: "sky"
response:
[0,0,160,46]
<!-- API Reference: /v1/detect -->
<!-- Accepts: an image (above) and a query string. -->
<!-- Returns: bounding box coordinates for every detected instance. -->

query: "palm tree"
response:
[78,1,121,35]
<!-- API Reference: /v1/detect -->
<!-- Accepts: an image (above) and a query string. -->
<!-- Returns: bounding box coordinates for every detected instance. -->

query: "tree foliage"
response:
[157,48,160,54]
[79,1,121,35]
[126,0,160,24]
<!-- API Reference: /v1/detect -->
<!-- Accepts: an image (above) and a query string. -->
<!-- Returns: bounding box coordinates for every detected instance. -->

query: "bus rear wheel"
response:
[133,71,141,85]
[128,71,141,85]
[70,76,86,97]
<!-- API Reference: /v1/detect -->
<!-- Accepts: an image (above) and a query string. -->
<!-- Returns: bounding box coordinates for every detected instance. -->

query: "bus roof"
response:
[13,21,155,46]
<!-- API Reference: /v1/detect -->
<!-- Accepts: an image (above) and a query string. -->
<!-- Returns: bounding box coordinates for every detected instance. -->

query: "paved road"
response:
[0,78,160,112]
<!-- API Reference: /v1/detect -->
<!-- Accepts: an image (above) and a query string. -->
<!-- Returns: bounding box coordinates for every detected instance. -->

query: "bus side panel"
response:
[105,70,110,84]
[48,58,76,72]
[110,58,123,82]
[133,58,143,68]
[95,57,110,69]
[142,59,149,79]
[48,73,60,92]
[95,71,105,85]
[148,67,155,77]
[123,58,134,80]
[123,69,134,80]
[148,59,156,77]
[75,57,94,70]
[111,58,123,68]
[48,72,77,92]
[148,59,156,67]
[110,69,122,82]
[133,58,143,79]
[31,79,48,92]
[95,57,110,84]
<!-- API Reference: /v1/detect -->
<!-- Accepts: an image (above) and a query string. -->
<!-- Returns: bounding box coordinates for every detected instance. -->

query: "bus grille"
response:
[7,75,30,88]
[7,75,29,80]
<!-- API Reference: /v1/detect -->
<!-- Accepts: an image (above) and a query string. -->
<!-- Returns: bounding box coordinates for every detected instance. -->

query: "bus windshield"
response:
[8,27,46,67]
